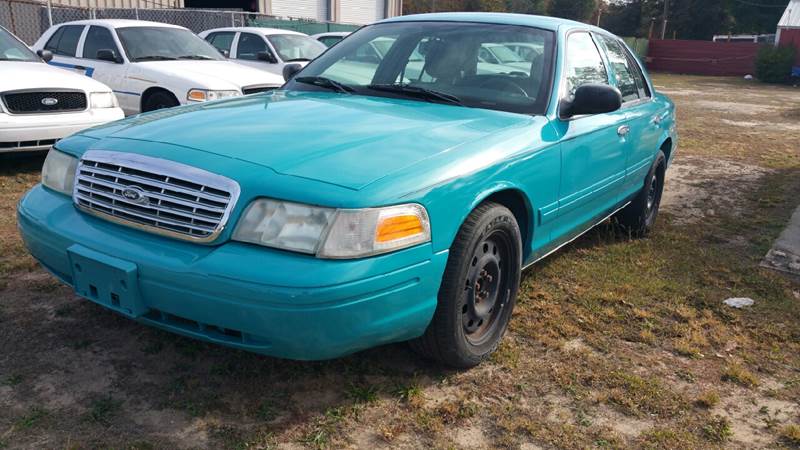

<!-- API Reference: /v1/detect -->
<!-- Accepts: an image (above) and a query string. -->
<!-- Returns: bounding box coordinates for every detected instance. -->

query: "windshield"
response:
[287,21,554,115]
[0,27,38,62]
[117,27,224,62]
[267,34,326,61]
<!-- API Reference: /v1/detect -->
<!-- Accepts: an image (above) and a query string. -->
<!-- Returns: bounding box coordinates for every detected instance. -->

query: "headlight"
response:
[233,200,431,259]
[186,89,241,102]
[90,91,118,109]
[41,149,78,195]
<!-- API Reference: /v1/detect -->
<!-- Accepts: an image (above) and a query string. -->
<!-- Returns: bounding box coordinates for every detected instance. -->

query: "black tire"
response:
[616,150,666,237]
[411,202,522,368]
[142,90,179,112]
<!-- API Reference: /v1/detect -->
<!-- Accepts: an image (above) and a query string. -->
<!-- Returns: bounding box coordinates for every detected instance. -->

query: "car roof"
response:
[380,12,602,33]
[52,19,185,30]
[311,32,351,37]
[203,27,306,36]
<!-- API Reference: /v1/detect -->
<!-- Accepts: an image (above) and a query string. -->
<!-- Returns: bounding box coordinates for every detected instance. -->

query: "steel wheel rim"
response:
[462,231,512,346]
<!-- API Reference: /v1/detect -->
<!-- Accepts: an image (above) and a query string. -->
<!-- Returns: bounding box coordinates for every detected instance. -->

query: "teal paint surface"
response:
[18,13,677,360]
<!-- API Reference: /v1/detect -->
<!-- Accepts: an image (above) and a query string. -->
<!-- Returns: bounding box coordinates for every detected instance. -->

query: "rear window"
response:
[45,25,84,57]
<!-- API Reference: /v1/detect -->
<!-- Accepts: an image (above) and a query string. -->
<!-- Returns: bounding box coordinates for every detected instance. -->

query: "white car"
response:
[310,32,351,47]
[1,26,123,153]
[33,20,284,116]
[199,27,326,76]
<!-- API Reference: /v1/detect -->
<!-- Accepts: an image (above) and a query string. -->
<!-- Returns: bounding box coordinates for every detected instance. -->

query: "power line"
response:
[730,0,790,8]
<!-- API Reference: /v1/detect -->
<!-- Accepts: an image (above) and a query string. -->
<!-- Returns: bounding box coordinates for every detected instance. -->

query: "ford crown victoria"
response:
[32,20,284,115]
[0,25,123,153]
[18,13,677,367]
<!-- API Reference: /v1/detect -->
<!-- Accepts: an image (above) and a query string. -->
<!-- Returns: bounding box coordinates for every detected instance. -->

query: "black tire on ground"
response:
[410,202,522,368]
[142,90,179,112]
[615,150,666,237]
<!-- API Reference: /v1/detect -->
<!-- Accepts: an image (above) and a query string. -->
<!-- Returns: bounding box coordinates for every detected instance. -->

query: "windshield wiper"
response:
[367,83,463,106]
[177,55,215,60]
[294,76,354,94]
[134,55,178,61]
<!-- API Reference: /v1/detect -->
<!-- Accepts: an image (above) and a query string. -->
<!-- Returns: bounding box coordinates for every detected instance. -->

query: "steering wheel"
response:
[478,78,528,97]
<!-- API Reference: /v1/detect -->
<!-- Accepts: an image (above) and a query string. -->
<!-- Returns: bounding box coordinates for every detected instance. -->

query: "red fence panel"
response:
[778,29,800,65]
[647,39,760,76]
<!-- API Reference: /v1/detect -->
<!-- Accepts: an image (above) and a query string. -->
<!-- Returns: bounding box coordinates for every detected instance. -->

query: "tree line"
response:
[402,0,790,40]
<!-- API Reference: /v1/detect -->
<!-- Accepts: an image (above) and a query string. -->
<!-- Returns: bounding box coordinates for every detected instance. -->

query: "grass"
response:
[721,364,760,388]
[0,76,798,448]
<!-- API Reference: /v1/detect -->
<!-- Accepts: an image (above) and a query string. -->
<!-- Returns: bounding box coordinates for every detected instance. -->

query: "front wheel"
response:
[615,150,666,237]
[411,202,522,368]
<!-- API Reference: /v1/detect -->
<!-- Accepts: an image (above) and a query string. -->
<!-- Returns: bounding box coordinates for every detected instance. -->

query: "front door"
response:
[550,31,630,246]
[234,33,281,75]
[79,25,132,112]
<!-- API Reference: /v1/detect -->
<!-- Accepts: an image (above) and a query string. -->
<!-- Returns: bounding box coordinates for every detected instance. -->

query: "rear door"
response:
[595,34,662,201]
[44,24,89,77]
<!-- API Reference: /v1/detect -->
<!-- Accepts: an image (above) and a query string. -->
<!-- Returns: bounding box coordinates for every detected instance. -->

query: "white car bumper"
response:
[0,107,124,153]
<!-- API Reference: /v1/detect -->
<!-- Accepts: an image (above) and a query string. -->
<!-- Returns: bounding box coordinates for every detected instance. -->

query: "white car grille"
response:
[73,150,240,242]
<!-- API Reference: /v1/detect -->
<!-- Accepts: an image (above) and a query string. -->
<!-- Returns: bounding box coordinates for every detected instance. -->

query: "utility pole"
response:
[661,0,669,40]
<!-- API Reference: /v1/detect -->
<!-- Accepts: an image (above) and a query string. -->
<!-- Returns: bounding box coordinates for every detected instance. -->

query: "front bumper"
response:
[0,108,124,152]
[17,185,448,360]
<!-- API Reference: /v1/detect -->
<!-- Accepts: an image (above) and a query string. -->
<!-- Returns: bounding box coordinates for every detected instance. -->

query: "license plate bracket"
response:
[67,244,146,318]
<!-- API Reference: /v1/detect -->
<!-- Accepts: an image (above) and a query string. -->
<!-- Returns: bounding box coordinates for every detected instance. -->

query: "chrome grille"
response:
[73,150,240,243]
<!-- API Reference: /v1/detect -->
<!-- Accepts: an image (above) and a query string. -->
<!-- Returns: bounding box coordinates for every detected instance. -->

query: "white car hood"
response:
[136,60,284,89]
[1,61,113,93]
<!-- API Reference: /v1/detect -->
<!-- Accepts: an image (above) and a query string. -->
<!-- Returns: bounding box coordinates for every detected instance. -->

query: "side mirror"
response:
[283,63,303,82]
[220,49,229,58]
[96,49,122,63]
[257,51,277,64]
[37,49,53,63]
[561,83,622,118]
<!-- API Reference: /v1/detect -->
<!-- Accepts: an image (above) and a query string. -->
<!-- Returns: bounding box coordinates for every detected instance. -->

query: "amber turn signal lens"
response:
[375,214,425,243]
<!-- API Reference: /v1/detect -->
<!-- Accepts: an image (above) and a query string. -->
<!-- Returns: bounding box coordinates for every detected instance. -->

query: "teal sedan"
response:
[17,13,676,368]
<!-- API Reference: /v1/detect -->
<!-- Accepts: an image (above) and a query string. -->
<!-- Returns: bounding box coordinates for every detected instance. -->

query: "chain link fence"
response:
[1,0,360,45]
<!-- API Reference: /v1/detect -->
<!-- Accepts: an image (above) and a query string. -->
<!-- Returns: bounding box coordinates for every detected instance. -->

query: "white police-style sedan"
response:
[33,20,284,115]
[1,25,123,153]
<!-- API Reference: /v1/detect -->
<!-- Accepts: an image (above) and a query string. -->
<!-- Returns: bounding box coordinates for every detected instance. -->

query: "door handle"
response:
[617,125,631,137]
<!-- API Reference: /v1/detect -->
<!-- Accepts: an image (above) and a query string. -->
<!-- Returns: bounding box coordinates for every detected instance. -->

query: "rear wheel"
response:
[411,202,522,368]
[142,90,179,112]
[616,150,666,237]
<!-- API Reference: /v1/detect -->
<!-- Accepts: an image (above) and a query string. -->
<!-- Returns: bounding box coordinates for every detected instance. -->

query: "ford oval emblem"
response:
[121,186,148,205]
[41,97,59,106]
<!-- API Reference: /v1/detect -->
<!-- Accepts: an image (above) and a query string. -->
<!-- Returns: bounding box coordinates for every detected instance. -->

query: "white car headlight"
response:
[41,149,78,195]
[90,91,118,109]
[187,89,241,102]
[233,199,431,259]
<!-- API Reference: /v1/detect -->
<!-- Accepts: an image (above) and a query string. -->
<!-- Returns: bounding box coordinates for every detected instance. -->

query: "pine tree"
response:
[548,0,598,22]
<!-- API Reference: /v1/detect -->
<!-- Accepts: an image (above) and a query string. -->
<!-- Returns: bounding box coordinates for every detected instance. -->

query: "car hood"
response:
[1,61,113,93]
[79,91,535,190]
[136,60,284,89]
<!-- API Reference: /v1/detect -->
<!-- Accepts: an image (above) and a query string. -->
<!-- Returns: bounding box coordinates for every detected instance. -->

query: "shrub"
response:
[755,45,797,84]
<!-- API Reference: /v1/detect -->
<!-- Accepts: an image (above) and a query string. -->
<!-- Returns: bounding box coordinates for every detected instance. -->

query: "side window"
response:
[237,33,268,60]
[82,26,119,60]
[206,32,235,54]
[47,25,84,57]
[597,35,640,103]
[319,36,341,47]
[622,46,651,99]
[563,32,608,99]
[44,26,64,53]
